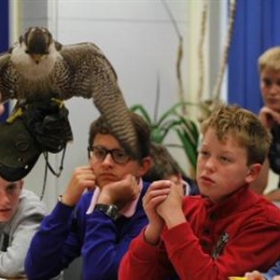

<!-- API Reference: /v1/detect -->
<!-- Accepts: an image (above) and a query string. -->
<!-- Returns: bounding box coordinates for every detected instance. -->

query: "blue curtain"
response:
[228,0,280,114]
[0,0,9,121]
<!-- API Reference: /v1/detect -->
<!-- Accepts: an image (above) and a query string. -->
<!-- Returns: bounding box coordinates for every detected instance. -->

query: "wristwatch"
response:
[94,204,119,221]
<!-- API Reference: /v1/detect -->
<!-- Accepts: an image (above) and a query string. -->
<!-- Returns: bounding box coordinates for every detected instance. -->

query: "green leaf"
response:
[157,101,196,126]
[130,104,152,125]
[130,101,200,173]
[175,128,198,169]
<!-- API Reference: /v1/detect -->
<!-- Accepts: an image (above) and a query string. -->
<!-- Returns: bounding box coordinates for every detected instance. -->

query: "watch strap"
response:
[94,203,119,221]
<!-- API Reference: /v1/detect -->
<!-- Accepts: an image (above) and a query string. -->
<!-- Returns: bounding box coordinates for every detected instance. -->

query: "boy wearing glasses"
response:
[25,112,152,280]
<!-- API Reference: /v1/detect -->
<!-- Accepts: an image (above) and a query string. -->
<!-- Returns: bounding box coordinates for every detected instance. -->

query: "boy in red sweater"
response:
[119,104,280,280]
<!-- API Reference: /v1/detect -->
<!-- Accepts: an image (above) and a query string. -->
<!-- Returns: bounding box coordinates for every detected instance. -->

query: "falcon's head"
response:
[19,27,60,64]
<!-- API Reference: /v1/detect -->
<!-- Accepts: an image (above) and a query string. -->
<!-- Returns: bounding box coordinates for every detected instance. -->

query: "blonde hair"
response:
[258,46,280,73]
[201,104,271,165]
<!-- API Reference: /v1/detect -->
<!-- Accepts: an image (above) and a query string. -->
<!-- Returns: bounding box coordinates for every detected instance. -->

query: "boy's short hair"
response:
[201,104,272,165]
[143,143,182,181]
[258,46,280,73]
[88,111,151,160]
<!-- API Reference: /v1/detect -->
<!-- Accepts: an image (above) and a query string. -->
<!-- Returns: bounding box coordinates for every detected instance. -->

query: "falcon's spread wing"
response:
[0,27,140,159]
[0,53,15,100]
[57,42,140,159]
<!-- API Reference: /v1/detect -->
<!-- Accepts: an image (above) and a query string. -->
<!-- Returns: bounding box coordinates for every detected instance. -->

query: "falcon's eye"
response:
[25,50,30,54]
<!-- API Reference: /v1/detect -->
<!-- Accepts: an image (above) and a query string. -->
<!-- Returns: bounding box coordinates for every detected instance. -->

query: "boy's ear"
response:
[246,163,262,184]
[138,156,152,177]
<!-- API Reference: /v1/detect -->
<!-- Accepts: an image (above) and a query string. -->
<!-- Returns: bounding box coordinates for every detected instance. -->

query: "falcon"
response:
[0,27,139,159]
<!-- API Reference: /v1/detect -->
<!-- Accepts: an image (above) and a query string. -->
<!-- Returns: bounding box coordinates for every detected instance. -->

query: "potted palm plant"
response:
[130,99,199,178]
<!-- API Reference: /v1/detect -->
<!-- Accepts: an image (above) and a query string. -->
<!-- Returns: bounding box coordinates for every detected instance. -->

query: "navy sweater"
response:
[25,181,150,280]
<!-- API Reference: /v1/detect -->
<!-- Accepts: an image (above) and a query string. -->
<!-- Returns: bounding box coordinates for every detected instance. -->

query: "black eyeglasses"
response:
[87,145,130,164]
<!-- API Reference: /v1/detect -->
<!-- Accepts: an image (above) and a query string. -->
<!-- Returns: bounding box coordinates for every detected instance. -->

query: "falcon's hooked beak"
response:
[30,54,44,64]
[22,27,52,64]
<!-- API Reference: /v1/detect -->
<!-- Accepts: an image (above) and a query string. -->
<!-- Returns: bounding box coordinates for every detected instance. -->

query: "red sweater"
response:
[119,187,280,280]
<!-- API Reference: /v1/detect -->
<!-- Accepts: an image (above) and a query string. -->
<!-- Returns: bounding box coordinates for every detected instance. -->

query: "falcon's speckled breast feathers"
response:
[0,27,139,158]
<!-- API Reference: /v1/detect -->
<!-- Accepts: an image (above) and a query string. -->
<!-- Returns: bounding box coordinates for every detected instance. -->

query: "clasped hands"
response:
[143,180,185,245]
